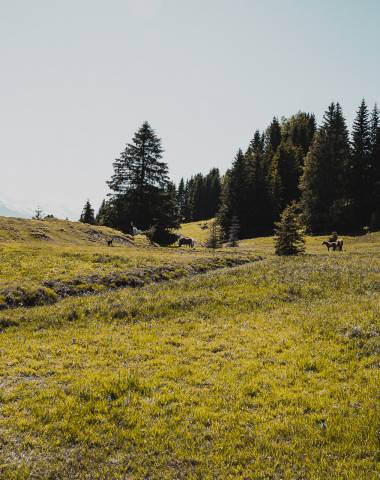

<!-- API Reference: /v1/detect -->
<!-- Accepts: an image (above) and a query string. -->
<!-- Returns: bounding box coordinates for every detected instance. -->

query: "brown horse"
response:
[178,236,194,248]
[322,239,343,251]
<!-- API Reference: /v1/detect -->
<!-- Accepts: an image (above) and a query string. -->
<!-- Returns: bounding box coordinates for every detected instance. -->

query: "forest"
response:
[80,99,380,242]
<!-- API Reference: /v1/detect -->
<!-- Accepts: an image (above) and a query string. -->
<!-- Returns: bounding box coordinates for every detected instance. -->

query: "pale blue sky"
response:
[0,0,379,218]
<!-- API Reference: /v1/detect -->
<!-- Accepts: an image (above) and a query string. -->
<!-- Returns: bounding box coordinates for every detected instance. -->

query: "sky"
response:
[0,0,379,219]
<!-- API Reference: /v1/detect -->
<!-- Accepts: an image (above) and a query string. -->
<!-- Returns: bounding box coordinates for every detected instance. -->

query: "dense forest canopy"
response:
[81,100,380,242]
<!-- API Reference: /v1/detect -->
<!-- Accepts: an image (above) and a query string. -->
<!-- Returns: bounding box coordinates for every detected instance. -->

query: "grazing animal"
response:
[178,236,194,248]
[322,239,343,251]
[107,239,113,247]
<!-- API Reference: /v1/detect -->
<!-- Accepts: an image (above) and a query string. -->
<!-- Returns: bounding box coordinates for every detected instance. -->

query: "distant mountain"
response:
[0,201,30,218]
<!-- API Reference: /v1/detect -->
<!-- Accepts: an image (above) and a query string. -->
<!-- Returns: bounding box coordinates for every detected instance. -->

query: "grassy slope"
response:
[178,219,214,244]
[0,217,379,479]
[0,218,258,309]
[0,216,134,245]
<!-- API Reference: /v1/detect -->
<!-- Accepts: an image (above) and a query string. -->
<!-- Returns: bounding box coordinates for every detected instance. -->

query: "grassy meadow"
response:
[0,217,379,479]
[0,218,258,309]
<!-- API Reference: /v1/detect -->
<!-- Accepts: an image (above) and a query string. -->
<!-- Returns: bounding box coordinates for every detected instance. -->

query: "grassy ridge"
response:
[0,217,134,245]
[0,226,379,478]
[0,217,261,308]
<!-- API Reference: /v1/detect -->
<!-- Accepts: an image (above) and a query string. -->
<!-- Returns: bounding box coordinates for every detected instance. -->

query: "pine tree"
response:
[204,168,222,219]
[206,220,221,250]
[300,102,350,233]
[177,178,186,220]
[106,122,178,239]
[246,146,274,236]
[274,203,305,256]
[183,178,194,221]
[248,130,265,156]
[347,100,372,230]
[270,142,302,219]
[370,104,380,230]
[80,200,95,224]
[218,149,249,237]
[95,199,106,225]
[191,173,206,221]
[227,216,239,247]
[150,181,179,244]
[282,112,316,156]
[265,117,282,154]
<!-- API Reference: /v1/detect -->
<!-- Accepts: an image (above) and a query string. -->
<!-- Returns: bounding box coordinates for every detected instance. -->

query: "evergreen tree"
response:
[346,100,372,230]
[80,200,95,224]
[282,112,316,156]
[177,178,186,220]
[218,149,249,237]
[151,181,179,243]
[265,117,282,154]
[274,203,305,256]
[106,122,178,239]
[206,220,221,250]
[247,130,265,156]
[183,178,194,221]
[270,142,302,219]
[204,168,222,219]
[95,199,106,225]
[370,104,380,230]
[191,173,206,220]
[227,216,239,247]
[247,145,274,236]
[300,102,350,233]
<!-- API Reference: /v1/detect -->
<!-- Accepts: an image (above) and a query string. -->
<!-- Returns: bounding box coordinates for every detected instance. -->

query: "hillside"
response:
[0,217,259,309]
[0,216,133,245]
[0,217,379,478]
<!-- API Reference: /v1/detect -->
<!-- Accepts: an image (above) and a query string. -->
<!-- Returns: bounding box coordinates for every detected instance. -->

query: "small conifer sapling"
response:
[274,203,305,256]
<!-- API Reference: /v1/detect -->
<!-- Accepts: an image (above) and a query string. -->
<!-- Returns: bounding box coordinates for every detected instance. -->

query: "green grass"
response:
[0,218,258,308]
[0,217,379,479]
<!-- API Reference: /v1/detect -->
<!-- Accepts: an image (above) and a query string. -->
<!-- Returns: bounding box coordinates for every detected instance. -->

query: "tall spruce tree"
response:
[204,168,222,219]
[270,142,302,219]
[183,178,194,221]
[218,149,249,237]
[265,117,282,154]
[227,216,240,247]
[107,122,178,239]
[191,173,207,221]
[301,102,350,233]
[95,199,106,225]
[247,146,274,236]
[177,178,186,220]
[370,104,380,230]
[282,112,316,156]
[347,100,372,230]
[80,200,95,225]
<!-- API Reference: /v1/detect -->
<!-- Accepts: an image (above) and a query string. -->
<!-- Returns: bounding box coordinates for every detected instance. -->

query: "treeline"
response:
[79,99,380,242]
[177,169,221,222]
[218,100,380,238]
